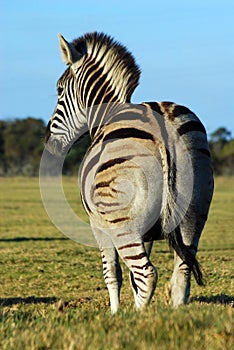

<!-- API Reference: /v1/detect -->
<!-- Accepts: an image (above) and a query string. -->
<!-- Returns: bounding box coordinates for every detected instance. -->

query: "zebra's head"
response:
[45,34,87,156]
[45,32,140,156]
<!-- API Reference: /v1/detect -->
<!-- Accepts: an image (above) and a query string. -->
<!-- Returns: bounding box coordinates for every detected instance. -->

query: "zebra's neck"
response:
[86,102,126,139]
[71,33,140,136]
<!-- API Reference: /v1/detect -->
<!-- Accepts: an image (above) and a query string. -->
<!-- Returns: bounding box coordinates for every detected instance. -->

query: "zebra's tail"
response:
[168,228,204,286]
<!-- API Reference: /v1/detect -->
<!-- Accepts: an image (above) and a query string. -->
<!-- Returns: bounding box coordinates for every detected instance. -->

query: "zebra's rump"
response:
[80,134,164,235]
[79,101,213,239]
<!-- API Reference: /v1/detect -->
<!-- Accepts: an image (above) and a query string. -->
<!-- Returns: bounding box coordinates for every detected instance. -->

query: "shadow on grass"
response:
[0,296,57,306]
[0,237,68,242]
[0,296,91,310]
[191,294,234,306]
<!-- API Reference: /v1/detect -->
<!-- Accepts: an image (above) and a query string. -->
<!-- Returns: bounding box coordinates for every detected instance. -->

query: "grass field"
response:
[0,176,233,350]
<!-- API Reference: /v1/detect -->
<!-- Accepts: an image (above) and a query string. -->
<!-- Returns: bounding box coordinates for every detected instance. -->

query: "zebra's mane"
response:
[71,32,141,102]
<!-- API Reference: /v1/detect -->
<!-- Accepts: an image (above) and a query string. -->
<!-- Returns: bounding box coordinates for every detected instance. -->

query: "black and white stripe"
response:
[45,32,214,313]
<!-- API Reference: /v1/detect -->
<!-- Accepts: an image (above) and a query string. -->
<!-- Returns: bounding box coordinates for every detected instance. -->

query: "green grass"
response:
[0,177,233,350]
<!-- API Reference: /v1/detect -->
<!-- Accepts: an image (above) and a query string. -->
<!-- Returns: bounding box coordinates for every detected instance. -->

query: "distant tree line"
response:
[0,117,233,176]
[0,117,90,176]
[209,127,234,175]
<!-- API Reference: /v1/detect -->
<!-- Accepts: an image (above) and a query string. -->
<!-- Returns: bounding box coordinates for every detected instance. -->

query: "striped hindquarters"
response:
[79,104,164,236]
[141,101,213,232]
[80,101,213,243]
[143,101,211,158]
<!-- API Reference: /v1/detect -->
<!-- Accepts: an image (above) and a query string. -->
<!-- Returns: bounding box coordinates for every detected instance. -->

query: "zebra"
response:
[45,32,214,314]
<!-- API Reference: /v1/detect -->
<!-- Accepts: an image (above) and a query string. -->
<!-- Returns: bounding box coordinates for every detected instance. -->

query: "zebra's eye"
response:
[57,86,63,96]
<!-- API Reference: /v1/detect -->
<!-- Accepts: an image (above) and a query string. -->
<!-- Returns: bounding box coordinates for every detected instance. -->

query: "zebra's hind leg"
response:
[129,241,154,304]
[118,240,157,310]
[167,251,192,307]
[167,221,204,307]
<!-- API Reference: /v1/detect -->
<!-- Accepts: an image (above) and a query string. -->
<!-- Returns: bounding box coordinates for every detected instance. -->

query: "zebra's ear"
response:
[58,34,82,65]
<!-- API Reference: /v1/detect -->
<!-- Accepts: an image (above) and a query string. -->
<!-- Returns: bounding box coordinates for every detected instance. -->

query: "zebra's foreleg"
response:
[100,246,122,314]
[118,240,157,310]
[92,226,122,314]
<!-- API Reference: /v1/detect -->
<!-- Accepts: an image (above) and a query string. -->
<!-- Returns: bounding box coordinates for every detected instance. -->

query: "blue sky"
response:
[1,0,234,135]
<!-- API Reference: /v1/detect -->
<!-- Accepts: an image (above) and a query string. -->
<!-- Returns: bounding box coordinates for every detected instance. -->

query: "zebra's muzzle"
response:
[45,137,66,157]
